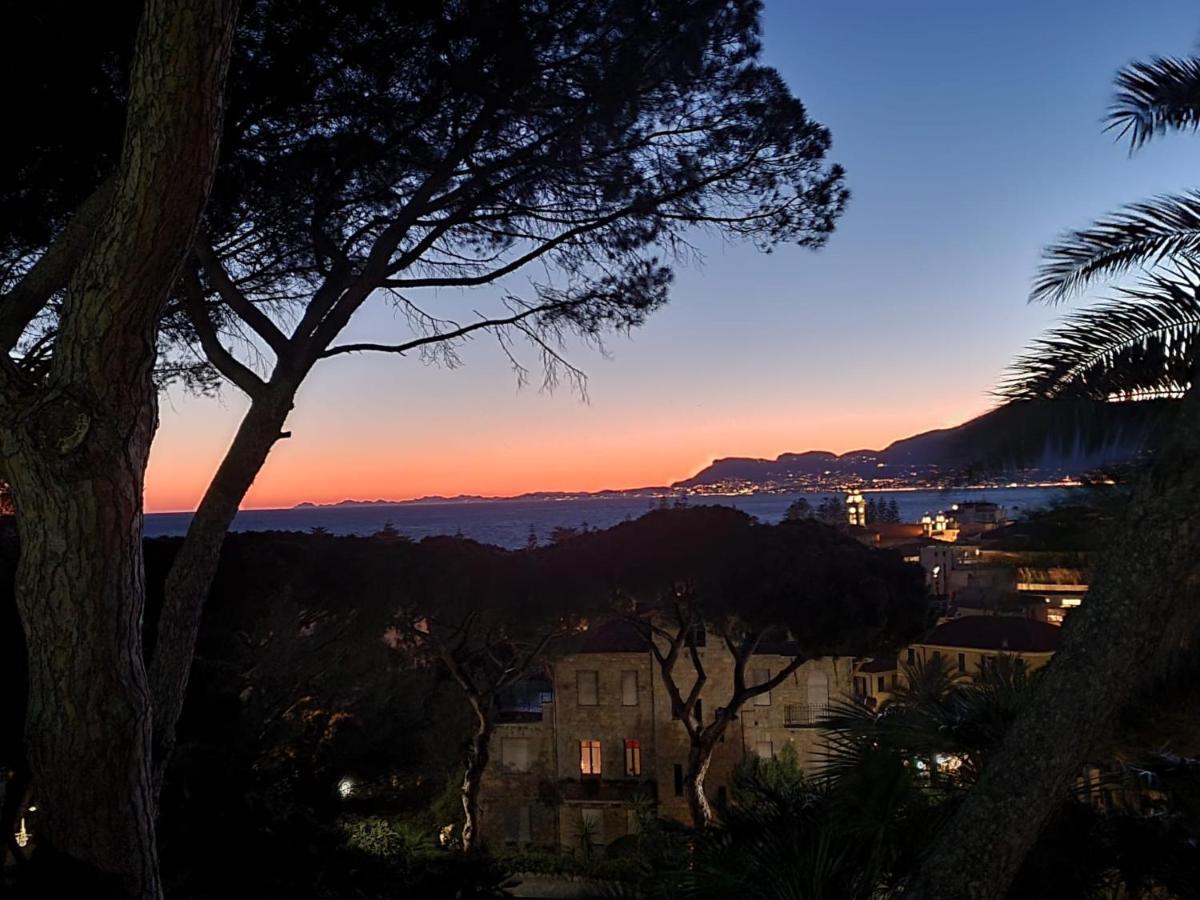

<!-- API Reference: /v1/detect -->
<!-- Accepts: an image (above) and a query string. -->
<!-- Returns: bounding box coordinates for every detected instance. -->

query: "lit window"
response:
[624,739,641,776]
[621,670,638,706]
[577,671,599,706]
[580,740,602,776]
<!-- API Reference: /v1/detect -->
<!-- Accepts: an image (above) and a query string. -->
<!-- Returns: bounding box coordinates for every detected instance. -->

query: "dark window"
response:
[577,670,599,706]
[716,786,727,809]
[877,675,885,692]
[906,648,916,665]
[685,621,706,647]
[957,653,966,673]
[753,668,771,706]
[621,671,638,706]
[673,764,684,797]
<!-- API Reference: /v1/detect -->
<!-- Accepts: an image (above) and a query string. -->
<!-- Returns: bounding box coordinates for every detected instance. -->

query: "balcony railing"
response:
[784,704,831,727]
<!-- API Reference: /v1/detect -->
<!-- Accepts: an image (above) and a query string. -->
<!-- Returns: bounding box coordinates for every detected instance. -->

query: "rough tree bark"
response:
[0,2,237,896]
[906,385,1200,898]
[684,731,720,827]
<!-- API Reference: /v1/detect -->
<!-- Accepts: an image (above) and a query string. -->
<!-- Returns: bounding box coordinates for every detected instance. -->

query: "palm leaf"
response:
[1031,191,1200,303]
[1004,265,1200,400]
[1107,56,1200,151]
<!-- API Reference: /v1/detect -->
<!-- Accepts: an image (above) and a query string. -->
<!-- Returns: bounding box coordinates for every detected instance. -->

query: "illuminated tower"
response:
[846,490,866,526]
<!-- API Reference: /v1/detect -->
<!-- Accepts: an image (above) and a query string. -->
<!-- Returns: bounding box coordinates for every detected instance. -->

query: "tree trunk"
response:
[149,386,295,794]
[0,1,238,895]
[7,417,161,897]
[906,389,1200,898]
[685,720,731,829]
[461,715,494,853]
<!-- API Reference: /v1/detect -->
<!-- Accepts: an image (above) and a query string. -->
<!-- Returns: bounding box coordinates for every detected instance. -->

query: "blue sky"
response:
[147,0,1200,510]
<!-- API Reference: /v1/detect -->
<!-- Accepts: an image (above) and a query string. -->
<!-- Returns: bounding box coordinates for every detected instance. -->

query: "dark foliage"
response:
[3,0,848,391]
[544,506,929,654]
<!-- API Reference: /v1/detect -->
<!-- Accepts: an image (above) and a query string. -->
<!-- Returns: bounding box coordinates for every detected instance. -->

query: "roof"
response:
[857,656,898,673]
[568,619,648,653]
[918,616,1062,653]
[952,587,1036,612]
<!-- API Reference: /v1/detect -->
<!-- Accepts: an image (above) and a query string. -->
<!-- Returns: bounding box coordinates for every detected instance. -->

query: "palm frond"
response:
[1004,265,1200,400]
[1107,56,1200,151]
[1031,191,1200,304]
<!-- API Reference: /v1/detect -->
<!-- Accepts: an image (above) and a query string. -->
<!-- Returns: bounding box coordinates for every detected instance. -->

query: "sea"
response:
[143,486,1070,550]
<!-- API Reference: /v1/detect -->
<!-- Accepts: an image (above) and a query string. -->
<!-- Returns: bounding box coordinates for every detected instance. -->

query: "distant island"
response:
[294,399,1175,509]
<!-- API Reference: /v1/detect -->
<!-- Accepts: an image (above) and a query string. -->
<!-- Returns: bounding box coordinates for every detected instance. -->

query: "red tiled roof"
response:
[920,616,1061,653]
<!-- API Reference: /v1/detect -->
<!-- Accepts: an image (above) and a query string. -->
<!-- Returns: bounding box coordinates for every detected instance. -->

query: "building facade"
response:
[479,621,853,849]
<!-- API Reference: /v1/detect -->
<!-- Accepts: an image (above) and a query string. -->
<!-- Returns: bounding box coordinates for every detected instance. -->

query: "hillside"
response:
[676,399,1176,490]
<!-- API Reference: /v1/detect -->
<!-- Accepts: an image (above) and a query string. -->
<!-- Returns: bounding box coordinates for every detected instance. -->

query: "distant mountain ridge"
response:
[294,400,1176,507]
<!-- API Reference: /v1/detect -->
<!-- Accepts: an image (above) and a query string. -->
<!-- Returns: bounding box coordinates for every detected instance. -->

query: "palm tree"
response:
[1005,57,1200,400]
[911,51,1200,898]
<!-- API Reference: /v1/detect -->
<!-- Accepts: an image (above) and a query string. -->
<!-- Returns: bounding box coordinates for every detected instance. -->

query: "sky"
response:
[146,0,1200,512]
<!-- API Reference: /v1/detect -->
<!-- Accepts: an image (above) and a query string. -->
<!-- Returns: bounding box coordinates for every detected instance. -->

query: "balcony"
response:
[784,704,831,728]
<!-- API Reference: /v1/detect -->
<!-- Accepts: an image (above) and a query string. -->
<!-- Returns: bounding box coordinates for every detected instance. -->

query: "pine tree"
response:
[783,497,813,521]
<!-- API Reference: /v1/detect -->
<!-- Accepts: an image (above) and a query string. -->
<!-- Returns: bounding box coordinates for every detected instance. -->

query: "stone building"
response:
[479,620,853,849]
[903,615,1061,678]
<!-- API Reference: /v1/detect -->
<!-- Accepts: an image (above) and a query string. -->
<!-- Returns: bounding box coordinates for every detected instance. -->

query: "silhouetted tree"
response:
[394,538,576,852]
[138,0,849,797]
[2,4,849,845]
[816,496,842,524]
[783,497,813,520]
[549,525,581,544]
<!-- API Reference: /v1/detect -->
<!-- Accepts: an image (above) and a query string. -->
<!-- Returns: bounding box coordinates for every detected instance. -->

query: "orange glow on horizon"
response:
[144,396,994,513]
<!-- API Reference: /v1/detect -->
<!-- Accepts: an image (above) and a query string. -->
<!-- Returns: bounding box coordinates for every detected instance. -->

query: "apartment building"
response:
[479,620,853,849]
